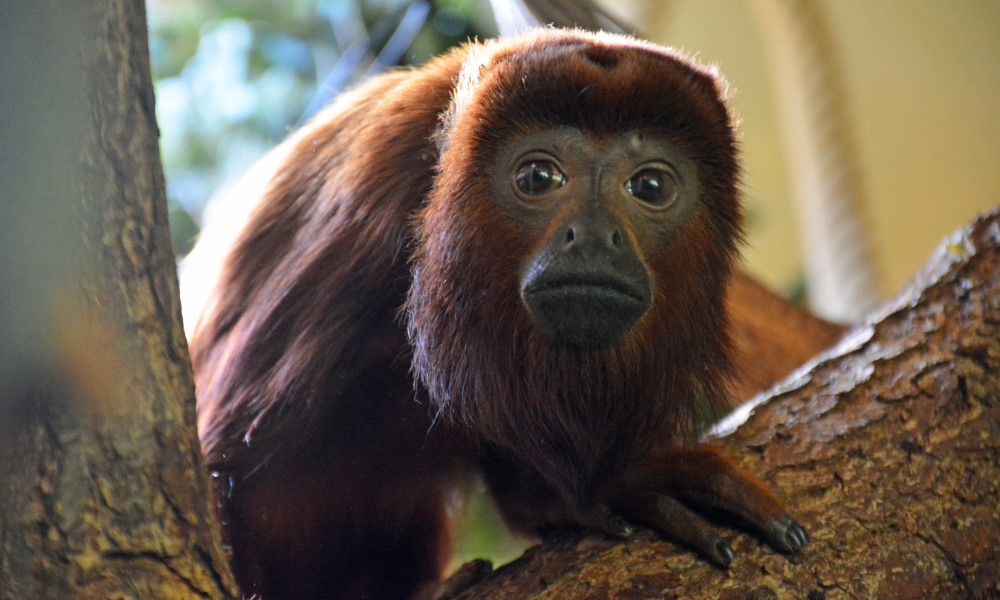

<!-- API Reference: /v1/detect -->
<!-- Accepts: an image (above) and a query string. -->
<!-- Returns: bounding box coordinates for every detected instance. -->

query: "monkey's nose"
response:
[561,214,624,255]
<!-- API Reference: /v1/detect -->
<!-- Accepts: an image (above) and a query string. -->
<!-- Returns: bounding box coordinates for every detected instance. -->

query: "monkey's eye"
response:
[514,160,567,196]
[625,168,678,208]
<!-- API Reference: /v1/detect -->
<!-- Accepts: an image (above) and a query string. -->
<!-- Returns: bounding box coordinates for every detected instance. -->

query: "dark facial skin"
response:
[493,128,701,347]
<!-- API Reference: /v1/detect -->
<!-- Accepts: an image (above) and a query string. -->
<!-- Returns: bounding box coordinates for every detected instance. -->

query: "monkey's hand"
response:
[600,445,808,567]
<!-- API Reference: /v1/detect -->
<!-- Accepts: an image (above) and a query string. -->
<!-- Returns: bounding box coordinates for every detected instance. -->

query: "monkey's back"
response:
[182,49,472,599]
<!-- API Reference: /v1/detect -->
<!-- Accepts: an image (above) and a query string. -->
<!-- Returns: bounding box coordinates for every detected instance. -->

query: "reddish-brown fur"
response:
[187,29,799,600]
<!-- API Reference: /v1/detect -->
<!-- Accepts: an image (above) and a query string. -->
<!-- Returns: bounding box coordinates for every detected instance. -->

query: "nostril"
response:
[565,228,576,244]
[611,230,621,248]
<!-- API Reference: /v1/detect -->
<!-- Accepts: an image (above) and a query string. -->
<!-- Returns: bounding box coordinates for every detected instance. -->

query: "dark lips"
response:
[523,273,648,304]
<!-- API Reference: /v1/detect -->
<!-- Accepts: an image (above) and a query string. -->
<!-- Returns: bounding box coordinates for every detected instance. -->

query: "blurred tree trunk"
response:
[456,208,1000,599]
[0,1,236,598]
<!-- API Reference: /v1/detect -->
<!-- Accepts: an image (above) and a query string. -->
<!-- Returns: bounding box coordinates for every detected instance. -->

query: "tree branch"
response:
[459,207,1000,599]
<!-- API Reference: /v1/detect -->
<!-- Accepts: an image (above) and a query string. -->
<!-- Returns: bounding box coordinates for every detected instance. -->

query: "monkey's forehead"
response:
[438,29,737,172]
[472,29,724,90]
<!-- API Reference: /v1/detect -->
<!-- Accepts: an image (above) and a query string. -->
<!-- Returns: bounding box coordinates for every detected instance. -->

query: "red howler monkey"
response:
[183,28,808,600]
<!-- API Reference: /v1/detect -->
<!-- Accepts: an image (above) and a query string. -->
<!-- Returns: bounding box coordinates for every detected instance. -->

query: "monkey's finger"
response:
[676,469,809,554]
[616,491,734,568]
[653,446,809,554]
[579,503,635,539]
[767,513,810,553]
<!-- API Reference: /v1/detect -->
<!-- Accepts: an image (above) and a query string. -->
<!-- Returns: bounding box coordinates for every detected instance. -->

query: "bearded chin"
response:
[409,295,700,504]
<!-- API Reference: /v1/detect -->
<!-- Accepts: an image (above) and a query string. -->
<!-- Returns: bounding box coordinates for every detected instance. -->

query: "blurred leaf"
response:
[169,208,200,256]
[150,0,496,246]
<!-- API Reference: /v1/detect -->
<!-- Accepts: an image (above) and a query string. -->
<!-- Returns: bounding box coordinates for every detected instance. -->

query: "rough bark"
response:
[456,208,1000,599]
[0,1,237,598]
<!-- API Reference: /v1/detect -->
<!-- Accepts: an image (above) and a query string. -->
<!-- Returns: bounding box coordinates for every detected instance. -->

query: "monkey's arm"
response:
[481,441,806,568]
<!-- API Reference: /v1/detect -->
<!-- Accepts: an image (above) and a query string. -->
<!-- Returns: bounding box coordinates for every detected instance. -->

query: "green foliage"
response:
[149,0,495,254]
[451,485,528,570]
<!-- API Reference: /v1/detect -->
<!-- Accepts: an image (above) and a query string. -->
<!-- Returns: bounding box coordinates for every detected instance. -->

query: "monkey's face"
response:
[407,32,742,456]
[492,127,701,347]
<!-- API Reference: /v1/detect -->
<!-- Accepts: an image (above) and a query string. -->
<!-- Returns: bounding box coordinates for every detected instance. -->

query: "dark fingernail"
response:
[609,515,633,537]
[786,522,809,551]
[715,539,734,567]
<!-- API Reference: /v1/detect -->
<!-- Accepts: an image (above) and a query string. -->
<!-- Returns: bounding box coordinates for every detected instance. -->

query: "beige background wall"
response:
[623,0,999,305]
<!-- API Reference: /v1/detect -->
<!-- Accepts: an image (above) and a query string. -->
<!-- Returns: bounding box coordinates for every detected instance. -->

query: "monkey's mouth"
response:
[522,272,652,346]
[523,274,648,304]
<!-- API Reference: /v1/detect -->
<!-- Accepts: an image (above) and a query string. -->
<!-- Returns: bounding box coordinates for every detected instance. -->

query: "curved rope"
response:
[749,0,879,321]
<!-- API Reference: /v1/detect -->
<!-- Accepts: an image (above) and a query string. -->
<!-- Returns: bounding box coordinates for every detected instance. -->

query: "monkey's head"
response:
[407,29,742,490]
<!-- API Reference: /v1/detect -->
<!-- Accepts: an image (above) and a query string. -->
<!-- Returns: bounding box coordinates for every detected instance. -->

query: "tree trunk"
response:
[0,1,237,598]
[456,207,1000,599]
